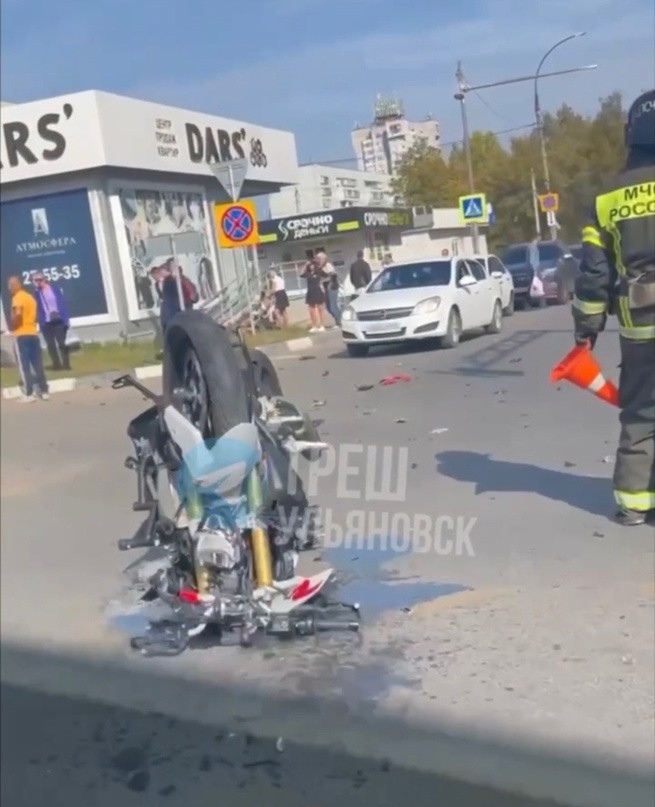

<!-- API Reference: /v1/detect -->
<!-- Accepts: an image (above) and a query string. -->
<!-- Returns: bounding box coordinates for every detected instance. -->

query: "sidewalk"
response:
[1,327,343,399]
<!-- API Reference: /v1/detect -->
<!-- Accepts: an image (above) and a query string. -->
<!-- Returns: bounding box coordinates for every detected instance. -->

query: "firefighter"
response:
[572,89,655,526]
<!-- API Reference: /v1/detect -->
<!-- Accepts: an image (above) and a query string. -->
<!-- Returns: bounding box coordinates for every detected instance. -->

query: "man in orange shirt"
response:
[8,276,49,402]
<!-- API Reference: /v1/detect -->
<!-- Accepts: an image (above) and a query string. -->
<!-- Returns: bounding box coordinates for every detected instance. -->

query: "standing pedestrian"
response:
[32,272,71,371]
[7,275,49,402]
[268,269,290,328]
[349,250,372,291]
[300,259,325,333]
[315,250,341,327]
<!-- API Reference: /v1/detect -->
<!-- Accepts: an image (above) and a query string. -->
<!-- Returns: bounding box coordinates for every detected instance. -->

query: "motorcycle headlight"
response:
[341,306,357,322]
[413,296,441,315]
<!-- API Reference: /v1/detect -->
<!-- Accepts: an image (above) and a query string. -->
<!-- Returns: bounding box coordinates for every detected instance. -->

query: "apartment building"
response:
[267,162,397,218]
[351,95,440,175]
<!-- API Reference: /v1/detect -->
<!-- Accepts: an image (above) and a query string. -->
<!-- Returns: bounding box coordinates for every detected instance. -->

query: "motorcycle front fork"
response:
[248,467,273,587]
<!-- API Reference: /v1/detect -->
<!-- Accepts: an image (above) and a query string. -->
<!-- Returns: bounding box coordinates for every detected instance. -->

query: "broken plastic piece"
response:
[380,374,412,386]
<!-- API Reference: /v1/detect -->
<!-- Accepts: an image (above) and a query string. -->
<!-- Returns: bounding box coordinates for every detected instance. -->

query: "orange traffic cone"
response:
[550,345,619,406]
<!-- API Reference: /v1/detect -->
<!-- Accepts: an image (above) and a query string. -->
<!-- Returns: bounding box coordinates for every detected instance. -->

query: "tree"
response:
[390,139,458,207]
[391,94,627,248]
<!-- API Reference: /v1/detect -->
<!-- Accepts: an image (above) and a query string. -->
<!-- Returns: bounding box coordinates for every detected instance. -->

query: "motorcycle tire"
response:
[248,348,284,397]
[162,310,249,440]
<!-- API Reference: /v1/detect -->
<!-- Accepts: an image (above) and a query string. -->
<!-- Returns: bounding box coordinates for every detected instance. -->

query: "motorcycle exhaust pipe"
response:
[248,469,273,587]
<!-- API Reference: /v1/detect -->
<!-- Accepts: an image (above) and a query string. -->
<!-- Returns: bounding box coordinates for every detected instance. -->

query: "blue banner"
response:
[1,188,109,322]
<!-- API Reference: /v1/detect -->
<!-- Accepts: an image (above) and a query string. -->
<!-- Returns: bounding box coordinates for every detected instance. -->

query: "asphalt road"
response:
[1,303,654,805]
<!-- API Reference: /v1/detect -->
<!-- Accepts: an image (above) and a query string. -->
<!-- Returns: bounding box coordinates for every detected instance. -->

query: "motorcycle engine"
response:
[195,528,245,597]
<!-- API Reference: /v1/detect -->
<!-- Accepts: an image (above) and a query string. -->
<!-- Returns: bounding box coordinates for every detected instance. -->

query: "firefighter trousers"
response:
[613,336,655,512]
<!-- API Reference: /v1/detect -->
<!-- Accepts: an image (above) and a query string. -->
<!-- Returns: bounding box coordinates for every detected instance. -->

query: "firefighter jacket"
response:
[573,163,655,342]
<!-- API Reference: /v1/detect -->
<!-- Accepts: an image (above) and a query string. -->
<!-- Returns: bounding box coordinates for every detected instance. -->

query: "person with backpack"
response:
[150,259,196,332]
[179,267,199,309]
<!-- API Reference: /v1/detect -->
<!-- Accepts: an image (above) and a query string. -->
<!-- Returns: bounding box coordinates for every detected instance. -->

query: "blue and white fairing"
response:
[163,407,268,530]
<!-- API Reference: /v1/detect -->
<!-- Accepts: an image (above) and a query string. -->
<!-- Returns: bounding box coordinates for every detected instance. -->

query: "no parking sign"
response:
[214,200,259,248]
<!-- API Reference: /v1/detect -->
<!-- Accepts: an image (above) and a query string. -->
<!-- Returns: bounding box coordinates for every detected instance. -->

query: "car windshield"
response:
[538,243,563,263]
[501,246,527,266]
[367,261,452,293]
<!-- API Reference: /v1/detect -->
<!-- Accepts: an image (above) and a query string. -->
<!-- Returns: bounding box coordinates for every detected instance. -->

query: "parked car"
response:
[501,241,570,307]
[476,254,516,316]
[340,257,504,357]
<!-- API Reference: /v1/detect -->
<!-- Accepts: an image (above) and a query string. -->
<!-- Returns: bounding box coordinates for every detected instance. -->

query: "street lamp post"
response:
[454,58,597,249]
[534,32,587,239]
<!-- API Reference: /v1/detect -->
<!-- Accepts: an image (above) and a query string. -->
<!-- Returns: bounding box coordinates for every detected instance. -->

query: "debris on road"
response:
[275,737,285,753]
[509,357,523,364]
[564,461,576,468]
[602,455,614,464]
[322,370,330,377]
[299,355,316,361]
[430,427,449,435]
[396,418,407,424]
[311,399,326,409]
[380,374,412,386]
[355,384,375,392]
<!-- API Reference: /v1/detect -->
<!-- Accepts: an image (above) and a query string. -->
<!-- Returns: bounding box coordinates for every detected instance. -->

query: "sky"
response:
[1,0,653,165]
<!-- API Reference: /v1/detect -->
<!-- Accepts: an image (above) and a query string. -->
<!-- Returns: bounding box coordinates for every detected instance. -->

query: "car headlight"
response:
[413,296,441,315]
[341,306,357,322]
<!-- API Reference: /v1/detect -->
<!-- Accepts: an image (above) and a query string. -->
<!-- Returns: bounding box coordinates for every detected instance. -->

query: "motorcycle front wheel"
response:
[162,310,250,439]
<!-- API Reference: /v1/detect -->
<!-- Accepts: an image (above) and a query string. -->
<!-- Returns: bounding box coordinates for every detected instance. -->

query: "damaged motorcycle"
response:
[112,311,360,656]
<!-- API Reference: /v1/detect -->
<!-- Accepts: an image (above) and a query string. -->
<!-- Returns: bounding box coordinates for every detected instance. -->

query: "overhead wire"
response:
[301,122,536,167]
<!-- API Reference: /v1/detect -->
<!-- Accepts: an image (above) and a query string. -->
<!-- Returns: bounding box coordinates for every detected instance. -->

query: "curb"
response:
[1,332,339,400]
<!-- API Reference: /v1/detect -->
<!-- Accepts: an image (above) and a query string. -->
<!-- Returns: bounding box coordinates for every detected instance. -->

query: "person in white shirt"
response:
[268,269,289,328]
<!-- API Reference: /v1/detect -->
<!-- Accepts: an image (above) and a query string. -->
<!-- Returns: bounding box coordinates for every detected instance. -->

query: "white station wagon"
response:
[341,256,504,357]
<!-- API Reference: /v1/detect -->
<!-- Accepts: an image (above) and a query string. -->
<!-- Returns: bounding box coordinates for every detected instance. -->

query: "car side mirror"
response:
[491,271,503,279]
[458,275,476,288]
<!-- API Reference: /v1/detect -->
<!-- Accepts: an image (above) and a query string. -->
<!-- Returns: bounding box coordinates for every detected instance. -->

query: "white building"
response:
[0,90,298,340]
[267,163,398,219]
[351,96,440,176]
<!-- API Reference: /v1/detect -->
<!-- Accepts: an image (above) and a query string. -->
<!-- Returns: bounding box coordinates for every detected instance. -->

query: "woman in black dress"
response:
[300,260,325,332]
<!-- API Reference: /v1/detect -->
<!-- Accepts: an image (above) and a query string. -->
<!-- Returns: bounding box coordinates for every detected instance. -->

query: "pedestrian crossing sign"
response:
[458,193,488,224]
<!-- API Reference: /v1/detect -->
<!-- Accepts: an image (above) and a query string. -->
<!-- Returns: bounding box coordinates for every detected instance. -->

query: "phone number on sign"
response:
[21,265,81,285]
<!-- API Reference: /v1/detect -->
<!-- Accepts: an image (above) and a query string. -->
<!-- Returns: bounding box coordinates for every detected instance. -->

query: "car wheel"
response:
[440,308,461,349]
[530,296,547,309]
[556,281,569,305]
[346,344,369,357]
[485,300,503,334]
[503,292,515,317]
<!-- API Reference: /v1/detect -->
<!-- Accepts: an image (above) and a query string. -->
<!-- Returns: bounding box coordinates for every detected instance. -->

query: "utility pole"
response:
[530,168,542,238]
[454,57,596,248]
[454,61,480,252]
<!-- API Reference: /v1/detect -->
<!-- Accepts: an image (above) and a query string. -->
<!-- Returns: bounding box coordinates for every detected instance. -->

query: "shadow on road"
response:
[435,451,613,519]
[1,641,653,807]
